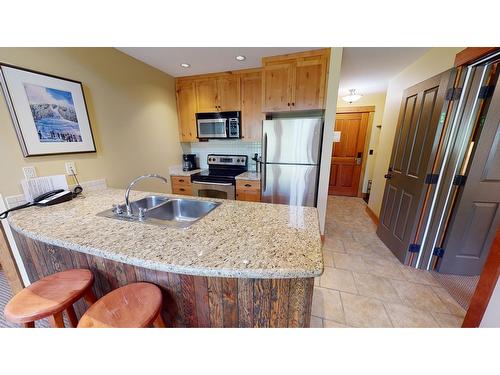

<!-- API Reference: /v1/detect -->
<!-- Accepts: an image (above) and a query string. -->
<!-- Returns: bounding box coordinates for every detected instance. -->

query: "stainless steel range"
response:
[191,154,248,200]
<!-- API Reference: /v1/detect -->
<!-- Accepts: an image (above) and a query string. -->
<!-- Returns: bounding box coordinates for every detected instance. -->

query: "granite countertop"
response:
[168,165,202,176]
[235,171,261,181]
[8,189,322,279]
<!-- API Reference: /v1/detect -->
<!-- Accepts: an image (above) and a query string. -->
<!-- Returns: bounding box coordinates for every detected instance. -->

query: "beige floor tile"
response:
[431,286,466,317]
[323,237,345,253]
[367,257,406,279]
[311,287,345,323]
[310,315,324,328]
[431,312,464,328]
[322,250,335,267]
[319,267,357,293]
[384,303,439,327]
[340,292,392,328]
[400,266,440,286]
[323,319,349,328]
[353,272,402,303]
[314,276,320,286]
[332,253,370,273]
[390,279,450,313]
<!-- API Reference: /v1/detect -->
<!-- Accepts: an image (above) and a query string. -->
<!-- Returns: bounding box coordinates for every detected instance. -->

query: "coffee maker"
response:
[182,154,197,171]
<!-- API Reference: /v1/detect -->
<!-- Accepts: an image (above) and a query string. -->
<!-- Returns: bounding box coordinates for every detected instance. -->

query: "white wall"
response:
[480,278,500,327]
[368,48,464,216]
[317,48,343,234]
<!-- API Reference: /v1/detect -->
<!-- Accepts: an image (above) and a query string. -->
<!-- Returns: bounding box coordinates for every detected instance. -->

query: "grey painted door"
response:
[377,71,451,263]
[438,72,500,275]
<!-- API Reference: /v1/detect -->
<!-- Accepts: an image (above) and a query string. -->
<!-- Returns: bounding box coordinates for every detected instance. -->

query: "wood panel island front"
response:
[8,189,323,328]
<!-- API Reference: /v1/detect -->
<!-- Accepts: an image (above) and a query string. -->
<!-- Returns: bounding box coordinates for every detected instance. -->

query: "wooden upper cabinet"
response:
[262,64,293,112]
[176,81,198,142]
[292,55,327,110]
[217,76,241,111]
[241,72,264,141]
[262,49,329,112]
[195,79,219,112]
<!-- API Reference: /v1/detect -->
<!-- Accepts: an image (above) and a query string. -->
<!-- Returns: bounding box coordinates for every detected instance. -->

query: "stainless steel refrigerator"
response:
[261,117,323,207]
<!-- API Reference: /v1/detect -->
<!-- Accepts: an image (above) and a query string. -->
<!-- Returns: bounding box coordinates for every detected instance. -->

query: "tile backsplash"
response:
[182,141,261,171]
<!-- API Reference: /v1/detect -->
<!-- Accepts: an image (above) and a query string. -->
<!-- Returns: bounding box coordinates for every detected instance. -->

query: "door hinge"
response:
[433,247,445,258]
[478,85,495,99]
[453,174,467,186]
[408,243,421,253]
[425,173,439,184]
[446,87,463,101]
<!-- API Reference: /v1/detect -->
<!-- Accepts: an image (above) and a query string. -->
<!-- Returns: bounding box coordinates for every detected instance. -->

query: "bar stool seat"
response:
[4,269,95,328]
[77,282,165,328]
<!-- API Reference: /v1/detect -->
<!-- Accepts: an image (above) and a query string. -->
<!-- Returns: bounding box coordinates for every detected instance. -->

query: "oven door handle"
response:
[193,181,233,186]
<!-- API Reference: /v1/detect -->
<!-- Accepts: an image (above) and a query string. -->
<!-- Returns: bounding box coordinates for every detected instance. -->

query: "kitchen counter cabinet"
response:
[236,179,261,202]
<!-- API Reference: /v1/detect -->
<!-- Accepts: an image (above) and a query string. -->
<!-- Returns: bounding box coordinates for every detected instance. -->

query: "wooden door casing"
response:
[376,71,451,263]
[241,72,265,140]
[328,112,369,196]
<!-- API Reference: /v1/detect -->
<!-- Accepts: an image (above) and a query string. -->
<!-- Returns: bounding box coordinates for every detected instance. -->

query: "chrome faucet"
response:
[125,174,169,216]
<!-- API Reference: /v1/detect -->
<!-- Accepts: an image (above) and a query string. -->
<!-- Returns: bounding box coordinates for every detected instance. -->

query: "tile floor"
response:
[311,196,466,328]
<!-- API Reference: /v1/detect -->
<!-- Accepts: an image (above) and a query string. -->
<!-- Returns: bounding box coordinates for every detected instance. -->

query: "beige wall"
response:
[0,48,182,197]
[368,48,464,216]
[336,92,387,193]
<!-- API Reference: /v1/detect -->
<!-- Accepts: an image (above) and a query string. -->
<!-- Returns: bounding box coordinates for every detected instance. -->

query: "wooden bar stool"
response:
[77,282,165,328]
[4,269,96,328]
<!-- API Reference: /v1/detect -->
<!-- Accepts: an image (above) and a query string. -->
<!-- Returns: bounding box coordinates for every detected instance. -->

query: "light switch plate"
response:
[22,166,37,179]
[65,161,77,175]
[333,131,341,143]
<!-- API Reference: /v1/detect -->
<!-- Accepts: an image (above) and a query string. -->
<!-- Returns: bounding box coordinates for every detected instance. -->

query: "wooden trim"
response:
[320,234,325,243]
[462,228,500,327]
[0,224,24,294]
[365,205,379,226]
[454,47,499,67]
[336,105,375,114]
[262,48,330,64]
[357,111,375,198]
[176,67,262,83]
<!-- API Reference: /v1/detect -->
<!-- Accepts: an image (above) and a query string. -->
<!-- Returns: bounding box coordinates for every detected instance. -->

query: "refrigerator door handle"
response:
[262,132,267,193]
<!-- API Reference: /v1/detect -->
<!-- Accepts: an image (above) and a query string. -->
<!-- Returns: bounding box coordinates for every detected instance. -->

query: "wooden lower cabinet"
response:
[12,230,314,328]
[236,179,261,202]
[171,176,192,196]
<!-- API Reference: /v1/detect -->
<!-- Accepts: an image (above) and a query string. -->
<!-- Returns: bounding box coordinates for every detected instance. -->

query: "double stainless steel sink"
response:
[97,195,220,228]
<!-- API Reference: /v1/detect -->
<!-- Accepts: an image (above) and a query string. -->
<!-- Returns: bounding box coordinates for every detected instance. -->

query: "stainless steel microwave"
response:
[196,111,241,139]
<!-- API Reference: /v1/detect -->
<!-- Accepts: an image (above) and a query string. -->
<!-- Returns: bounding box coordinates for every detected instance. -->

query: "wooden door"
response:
[176,81,198,142]
[196,78,219,112]
[262,63,292,112]
[439,72,500,275]
[241,72,264,141]
[377,71,451,263]
[292,56,327,110]
[328,112,368,196]
[217,76,241,111]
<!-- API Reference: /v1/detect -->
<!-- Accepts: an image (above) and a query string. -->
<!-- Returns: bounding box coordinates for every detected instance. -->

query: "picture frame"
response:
[0,63,96,157]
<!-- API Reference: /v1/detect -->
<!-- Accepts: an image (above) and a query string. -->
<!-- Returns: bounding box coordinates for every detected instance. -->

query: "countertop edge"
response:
[8,219,322,279]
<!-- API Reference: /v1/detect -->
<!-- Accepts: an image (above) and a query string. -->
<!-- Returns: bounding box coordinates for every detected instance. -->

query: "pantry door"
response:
[328,110,370,196]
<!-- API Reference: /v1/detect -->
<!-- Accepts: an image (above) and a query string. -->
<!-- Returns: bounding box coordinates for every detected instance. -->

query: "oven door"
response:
[197,118,227,139]
[192,181,235,200]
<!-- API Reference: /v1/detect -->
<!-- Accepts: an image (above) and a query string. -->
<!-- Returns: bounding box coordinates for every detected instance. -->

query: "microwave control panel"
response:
[228,118,240,138]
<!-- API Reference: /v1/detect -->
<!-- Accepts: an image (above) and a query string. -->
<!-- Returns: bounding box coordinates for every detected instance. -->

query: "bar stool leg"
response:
[65,305,79,328]
[152,314,166,328]
[48,312,65,328]
[23,321,35,328]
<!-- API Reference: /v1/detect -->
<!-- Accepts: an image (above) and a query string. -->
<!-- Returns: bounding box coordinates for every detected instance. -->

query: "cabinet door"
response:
[241,73,264,141]
[262,63,292,112]
[176,82,198,142]
[218,76,241,111]
[292,56,327,110]
[196,78,219,112]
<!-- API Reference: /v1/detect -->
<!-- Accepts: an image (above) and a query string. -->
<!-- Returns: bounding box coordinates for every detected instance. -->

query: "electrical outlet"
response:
[65,161,77,175]
[22,166,37,179]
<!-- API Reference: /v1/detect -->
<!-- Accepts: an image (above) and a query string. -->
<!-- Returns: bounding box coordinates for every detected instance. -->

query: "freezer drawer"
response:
[262,118,323,165]
[261,164,319,207]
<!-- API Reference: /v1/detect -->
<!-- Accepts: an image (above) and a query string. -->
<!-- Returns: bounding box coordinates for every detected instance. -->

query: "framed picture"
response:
[0,63,96,157]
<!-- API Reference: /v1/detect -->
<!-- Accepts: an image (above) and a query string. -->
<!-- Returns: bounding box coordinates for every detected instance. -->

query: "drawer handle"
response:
[178,179,185,182]
[179,188,185,191]
[244,184,252,187]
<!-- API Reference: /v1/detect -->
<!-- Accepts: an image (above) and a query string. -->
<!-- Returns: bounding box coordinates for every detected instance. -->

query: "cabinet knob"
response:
[292,102,295,106]
[287,102,290,106]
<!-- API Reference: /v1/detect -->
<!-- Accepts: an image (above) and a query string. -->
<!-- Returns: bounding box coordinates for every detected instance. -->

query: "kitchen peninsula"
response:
[7,189,323,327]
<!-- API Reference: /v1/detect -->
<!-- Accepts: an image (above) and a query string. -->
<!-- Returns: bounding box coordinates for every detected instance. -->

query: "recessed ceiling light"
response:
[180,63,191,68]
[235,55,246,61]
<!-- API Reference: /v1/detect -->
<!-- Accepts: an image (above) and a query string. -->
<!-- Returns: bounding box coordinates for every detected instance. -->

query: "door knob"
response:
[384,173,392,179]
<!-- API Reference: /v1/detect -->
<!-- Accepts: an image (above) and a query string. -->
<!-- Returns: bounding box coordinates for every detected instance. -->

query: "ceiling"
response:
[117,47,317,77]
[118,47,431,96]
[338,48,430,96]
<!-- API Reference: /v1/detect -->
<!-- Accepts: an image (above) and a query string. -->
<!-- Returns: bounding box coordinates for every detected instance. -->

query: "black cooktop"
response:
[191,154,248,185]
[191,168,244,184]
